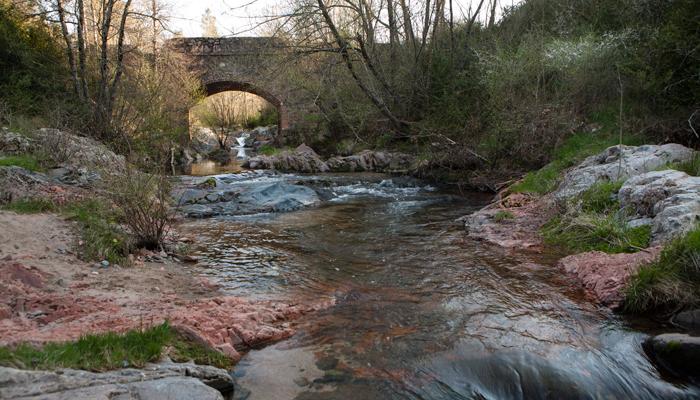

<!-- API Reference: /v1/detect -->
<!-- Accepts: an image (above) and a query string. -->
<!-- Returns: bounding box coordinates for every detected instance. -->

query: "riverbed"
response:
[179,163,700,399]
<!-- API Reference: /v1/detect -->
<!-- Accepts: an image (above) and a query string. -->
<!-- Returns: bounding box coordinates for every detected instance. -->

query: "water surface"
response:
[181,170,699,400]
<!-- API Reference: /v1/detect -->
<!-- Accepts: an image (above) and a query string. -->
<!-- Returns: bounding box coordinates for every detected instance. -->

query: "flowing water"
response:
[180,167,700,400]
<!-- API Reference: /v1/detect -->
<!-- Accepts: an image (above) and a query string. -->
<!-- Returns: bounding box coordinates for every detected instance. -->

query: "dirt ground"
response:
[0,211,332,360]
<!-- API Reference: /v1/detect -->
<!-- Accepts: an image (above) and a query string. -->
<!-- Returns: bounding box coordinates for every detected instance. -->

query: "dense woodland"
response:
[0,0,698,177]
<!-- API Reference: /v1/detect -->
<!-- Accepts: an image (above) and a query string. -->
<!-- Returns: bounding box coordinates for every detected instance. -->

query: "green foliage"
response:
[2,198,55,214]
[0,322,235,371]
[0,155,42,171]
[62,200,132,265]
[0,2,70,117]
[244,105,278,129]
[493,210,515,222]
[625,226,700,313]
[542,212,651,254]
[257,144,281,156]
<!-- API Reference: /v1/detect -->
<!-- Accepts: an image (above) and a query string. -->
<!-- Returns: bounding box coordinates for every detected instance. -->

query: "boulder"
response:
[32,128,126,173]
[0,166,82,205]
[243,144,329,173]
[0,362,233,400]
[618,170,700,243]
[554,144,695,202]
[0,129,33,155]
[326,150,413,172]
[644,333,700,380]
[558,248,661,308]
[672,309,700,332]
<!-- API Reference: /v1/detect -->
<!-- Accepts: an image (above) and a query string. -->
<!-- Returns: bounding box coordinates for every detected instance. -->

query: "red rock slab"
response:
[558,248,661,309]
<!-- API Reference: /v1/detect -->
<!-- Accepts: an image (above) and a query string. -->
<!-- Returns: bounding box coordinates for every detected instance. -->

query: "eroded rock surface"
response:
[557,248,661,308]
[176,181,320,218]
[554,144,694,202]
[0,362,233,400]
[463,193,554,250]
[244,144,329,173]
[618,170,700,243]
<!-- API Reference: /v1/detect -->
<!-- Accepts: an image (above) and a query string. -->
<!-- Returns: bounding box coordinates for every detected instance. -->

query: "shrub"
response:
[104,168,172,250]
[625,226,700,313]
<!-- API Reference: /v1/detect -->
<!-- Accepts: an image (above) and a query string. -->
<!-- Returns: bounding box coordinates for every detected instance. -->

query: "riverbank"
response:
[463,142,700,381]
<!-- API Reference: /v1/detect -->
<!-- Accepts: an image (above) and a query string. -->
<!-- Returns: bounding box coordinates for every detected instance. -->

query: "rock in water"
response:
[672,309,700,332]
[644,333,700,380]
[554,144,695,202]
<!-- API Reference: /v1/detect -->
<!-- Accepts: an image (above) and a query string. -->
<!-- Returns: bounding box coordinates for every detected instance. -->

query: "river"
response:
[179,161,699,400]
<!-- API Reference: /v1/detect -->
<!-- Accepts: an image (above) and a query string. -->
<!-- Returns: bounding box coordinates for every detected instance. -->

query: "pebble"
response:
[91,271,99,275]
[100,260,110,268]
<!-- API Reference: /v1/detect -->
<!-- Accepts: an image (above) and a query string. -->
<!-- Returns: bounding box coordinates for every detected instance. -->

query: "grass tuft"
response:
[0,322,235,371]
[2,198,55,213]
[0,155,42,172]
[579,180,623,213]
[625,226,700,313]
[493,210,515,222]
[62,200,132,265]
[666,152,700,177]
[257,144,282,156]
[542,211,651,254]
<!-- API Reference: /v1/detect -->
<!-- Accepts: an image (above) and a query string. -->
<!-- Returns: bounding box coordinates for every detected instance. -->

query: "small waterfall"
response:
[236,136,246,147]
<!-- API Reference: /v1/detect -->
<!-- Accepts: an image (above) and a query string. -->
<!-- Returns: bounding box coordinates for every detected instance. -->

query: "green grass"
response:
[257,144,281,156]
[542,212,651,254]
[666,152,700,176]
[625,226,700,313]
[493,210,515,222]
[2,198,55,213]
[0,155,42,172]
[62,200,131,265]
[0,322,235,371]
[579,180,623,213]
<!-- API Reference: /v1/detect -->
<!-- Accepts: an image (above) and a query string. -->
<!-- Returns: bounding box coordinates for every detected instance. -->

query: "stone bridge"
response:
[167,37,317,138]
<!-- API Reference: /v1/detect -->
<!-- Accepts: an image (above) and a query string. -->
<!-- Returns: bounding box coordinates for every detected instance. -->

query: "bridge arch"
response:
[203,81,288,132]
[167,36,319,140]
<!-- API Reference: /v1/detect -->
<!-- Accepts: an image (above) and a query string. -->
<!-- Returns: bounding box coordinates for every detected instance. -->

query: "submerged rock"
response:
[0,362,233,400]
[644,333,700,380]
[554,144,694,202]
[618,170,700,244]
[177,181,320,218]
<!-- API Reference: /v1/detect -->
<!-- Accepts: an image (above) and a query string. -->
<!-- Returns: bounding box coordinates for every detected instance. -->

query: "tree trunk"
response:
[317,0,408,133]
[56,0,80,98]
